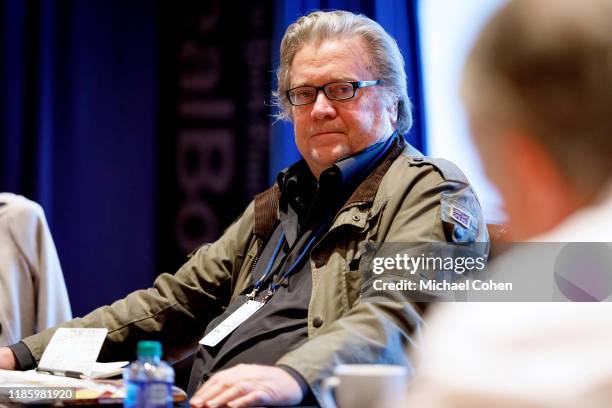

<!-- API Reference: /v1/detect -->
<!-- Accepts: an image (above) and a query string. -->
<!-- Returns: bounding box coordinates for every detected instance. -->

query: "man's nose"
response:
[310,90,337,120]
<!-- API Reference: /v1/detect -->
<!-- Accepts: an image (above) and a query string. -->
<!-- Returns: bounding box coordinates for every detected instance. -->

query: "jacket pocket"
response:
[344,240,377,308]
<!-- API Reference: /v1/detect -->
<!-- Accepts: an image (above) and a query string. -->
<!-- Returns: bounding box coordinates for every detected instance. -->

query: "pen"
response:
[36,367,86,379]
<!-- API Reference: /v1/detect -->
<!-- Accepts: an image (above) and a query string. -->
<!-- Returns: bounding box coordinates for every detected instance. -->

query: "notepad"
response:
[89,361,129,379]
[36,328,110,378]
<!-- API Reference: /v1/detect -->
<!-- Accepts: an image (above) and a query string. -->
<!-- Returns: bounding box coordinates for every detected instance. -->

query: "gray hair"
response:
[462,0,612,196]
[273,10,412,135]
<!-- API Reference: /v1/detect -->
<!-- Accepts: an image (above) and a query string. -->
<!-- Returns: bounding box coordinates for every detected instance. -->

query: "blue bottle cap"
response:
[137,341,162,358]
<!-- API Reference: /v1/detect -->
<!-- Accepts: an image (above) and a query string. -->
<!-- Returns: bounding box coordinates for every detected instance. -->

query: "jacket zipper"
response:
[249,255,259,274]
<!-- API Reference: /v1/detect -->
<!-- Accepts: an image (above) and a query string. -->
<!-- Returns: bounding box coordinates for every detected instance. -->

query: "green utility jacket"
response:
[21,137,488,404]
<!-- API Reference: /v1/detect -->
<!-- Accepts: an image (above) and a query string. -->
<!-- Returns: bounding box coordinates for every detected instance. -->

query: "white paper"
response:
[200,300,265,347]
[90,361,129,379]
[0,369,87,388]
[37,328,108,377]
[0,369,118,393]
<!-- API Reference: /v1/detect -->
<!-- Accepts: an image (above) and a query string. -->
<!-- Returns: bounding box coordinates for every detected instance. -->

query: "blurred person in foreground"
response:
[404,0,612,407]
[0,10,487,408]
[0,193,72,346]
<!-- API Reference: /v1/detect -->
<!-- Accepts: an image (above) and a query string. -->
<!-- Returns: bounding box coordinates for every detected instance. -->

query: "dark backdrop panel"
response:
[1,0,273,318]
[156,0,273,274]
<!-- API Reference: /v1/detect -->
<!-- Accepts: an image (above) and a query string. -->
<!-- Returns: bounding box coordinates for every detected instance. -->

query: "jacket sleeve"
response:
[20,202,256,365]
[276,163,489,404]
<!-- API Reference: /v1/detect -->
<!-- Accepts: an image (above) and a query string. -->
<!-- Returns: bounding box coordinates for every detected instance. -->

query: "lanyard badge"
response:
[200,217,331,348]
[199,233,287,348]
[199,299,266,347]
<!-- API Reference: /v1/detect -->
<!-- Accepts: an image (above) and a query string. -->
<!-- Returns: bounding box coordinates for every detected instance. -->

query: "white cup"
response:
[320,364,409,408]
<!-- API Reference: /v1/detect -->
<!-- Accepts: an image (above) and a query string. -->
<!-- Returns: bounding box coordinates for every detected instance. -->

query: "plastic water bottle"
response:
[123,341,175,408]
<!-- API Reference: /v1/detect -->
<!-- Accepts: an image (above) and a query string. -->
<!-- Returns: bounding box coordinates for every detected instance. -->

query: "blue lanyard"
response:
[247,216,332,302]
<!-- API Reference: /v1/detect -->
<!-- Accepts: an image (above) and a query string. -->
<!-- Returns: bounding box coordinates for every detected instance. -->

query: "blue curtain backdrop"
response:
[269,0,426,181]
[0,0,424,318]
[0,0,158,316]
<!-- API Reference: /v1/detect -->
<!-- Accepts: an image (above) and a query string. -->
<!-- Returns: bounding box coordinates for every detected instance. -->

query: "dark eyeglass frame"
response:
[286,80,383,106]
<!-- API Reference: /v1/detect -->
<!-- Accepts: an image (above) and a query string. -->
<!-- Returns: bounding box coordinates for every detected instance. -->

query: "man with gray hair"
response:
[0,10,487,407]
[405,0,612,406]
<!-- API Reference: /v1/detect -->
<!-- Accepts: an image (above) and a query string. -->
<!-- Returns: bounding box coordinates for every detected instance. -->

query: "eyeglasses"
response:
[286,80,383,106]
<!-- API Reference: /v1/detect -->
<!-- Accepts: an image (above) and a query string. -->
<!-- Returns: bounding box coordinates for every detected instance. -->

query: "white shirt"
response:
[404,190,612,407]
[0,193,72,346]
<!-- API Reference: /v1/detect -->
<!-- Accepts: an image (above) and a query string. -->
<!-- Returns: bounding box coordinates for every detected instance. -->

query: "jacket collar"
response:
[253,135,406,241]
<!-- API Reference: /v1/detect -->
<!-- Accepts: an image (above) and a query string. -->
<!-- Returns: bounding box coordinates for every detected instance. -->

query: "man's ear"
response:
[386,97,399,127]
[506,132,581,234]
[508,134,562,198]
[508,134,549,198]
